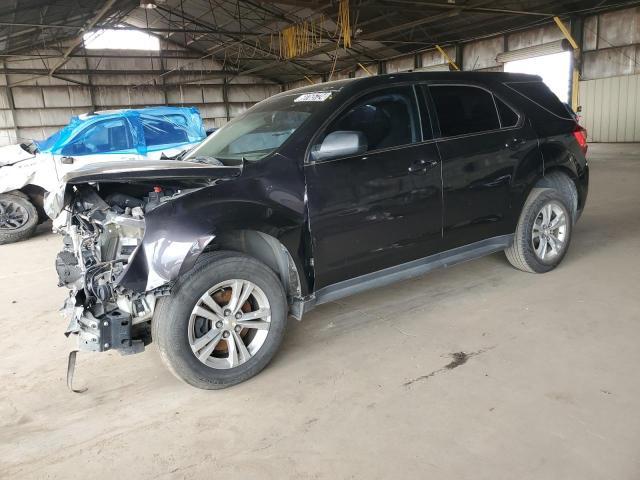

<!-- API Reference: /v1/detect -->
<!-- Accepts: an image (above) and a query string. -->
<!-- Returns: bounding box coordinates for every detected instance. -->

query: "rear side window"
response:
[505,81,573,119]
[495,97,519,127]
[429,85,500,137]
[141,115,190,147]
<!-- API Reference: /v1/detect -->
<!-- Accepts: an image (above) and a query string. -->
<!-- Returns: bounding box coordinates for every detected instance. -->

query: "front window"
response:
[314,86,420,155]
[60,119,133,156]
[187,92,331,164]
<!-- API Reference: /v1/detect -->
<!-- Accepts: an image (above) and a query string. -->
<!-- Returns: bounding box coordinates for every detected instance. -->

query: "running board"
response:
[305,234,513,311]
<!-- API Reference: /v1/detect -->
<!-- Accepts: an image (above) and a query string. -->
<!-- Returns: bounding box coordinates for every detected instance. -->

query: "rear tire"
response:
[505,188,572,273]
[152,251,288,389]
[0,193,39,245]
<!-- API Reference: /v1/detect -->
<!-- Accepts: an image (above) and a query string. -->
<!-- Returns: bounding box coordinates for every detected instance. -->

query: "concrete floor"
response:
[1,143,639,479]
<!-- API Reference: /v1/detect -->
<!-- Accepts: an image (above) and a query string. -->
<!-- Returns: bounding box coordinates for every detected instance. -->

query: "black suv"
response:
[50,72,588,389]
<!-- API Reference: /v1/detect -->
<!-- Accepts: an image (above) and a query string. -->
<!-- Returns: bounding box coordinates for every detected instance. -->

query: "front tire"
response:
[152,251,288,389]
[505,188,572,273]
[0,193,39,245]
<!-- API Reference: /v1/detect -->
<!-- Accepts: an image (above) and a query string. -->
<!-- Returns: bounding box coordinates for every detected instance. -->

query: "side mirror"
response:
[60,156,74,164]
[311,131,367,161]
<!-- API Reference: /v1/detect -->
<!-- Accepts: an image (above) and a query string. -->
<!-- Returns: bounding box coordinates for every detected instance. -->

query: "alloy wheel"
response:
[531,201,568,262]
[188,279,271,369]
[0,198,29,230]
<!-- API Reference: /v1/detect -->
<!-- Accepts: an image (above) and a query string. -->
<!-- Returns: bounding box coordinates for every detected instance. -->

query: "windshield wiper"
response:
[189,155,224,166]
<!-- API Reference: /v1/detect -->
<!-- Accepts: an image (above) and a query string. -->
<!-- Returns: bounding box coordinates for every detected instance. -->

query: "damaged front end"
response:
[57,185,154,354]
[51,160,241,358]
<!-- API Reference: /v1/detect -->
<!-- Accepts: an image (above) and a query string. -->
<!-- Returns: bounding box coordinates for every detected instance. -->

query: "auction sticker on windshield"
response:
[294,92,332,102]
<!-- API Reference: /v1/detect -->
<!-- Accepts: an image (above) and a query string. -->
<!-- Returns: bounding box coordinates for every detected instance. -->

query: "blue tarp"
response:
[36,106,206,156]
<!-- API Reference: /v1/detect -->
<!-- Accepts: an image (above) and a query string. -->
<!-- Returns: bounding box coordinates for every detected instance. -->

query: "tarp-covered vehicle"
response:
[0,106,206,244]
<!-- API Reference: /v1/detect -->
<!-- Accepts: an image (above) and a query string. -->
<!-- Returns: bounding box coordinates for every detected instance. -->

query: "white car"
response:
[0,107,206,244]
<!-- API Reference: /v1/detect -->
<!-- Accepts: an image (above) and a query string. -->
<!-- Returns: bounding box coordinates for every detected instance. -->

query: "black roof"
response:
[281,71,543,96]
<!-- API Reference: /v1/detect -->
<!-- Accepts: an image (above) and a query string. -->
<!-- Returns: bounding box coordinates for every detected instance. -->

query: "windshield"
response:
[186,91,333,164]
[34,125,73,152]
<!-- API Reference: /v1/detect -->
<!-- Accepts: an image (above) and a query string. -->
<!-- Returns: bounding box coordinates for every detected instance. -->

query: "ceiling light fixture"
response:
[139,0,158,9]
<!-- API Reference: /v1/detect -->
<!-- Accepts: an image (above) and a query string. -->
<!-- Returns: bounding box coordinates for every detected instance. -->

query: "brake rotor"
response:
[211,287,252,353]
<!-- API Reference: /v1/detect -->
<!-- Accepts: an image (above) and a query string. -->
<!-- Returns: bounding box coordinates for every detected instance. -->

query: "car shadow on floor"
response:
[277,200,640,368]
[33,220,53,238]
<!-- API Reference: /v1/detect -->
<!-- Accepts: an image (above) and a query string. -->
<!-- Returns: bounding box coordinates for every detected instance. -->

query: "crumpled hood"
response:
[0,143,36,167]
[61,159,241,184]
[45,159,242,219]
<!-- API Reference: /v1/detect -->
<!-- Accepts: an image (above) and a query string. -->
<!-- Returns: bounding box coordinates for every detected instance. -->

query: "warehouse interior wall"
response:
[578,7,640,142]
[0,40,280,147]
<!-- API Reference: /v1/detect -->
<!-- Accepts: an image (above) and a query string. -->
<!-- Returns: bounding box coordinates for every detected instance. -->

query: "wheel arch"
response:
[205,230,306,319]
[538,139,588,211]
[18,184,47,223]
[117,191,312,318]
[2,186,46,224]
[517,143,586,219]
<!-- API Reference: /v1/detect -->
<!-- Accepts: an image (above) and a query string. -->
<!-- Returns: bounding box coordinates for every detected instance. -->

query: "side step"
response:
[305,234,513,310]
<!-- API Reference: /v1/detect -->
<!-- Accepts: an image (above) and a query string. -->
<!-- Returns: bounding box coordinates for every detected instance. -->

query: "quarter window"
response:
[319,86,419,154]
[495,97,519,127]
[505,81,573,119]
[430,85,500,137]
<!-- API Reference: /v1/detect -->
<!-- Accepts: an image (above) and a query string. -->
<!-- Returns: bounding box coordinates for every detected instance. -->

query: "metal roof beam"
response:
[360,0,495,40]
[48,0,120,76]
[154,4,324,77]
[4,67,238,76]
[381,1,554,17]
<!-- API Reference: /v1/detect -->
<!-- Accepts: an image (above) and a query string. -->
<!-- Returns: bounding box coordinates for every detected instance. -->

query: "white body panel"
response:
[0,141,199,195]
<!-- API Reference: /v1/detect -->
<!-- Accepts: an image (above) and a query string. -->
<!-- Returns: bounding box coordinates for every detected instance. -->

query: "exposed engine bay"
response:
[48,160,243,368]
[56,183,180,355]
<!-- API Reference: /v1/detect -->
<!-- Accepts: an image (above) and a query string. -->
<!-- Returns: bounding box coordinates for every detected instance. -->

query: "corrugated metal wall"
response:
[579,74,640,142]
[0,45,281,147]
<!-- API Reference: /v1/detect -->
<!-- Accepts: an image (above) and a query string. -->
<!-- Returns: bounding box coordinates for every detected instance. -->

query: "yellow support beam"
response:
[553,16,580,111]
[435,44,459,71]
[553,17,579,50]
[357,62,373,76]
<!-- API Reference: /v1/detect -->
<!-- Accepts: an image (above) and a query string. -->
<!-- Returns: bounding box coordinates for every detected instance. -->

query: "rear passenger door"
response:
[425,84,538,249]
[305,85,443,289]
[140,114,195,159]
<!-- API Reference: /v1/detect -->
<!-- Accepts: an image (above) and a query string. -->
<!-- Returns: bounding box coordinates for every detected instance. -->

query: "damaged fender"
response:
[116,184,307,295]
[0,153,58,194]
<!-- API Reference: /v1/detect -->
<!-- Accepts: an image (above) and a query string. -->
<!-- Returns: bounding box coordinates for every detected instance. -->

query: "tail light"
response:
[573,126,588,155]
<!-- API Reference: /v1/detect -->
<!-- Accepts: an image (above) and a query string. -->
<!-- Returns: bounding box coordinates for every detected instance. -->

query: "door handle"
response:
[60,156,74,164]
[505,138,523,150]
[408,159,438,174]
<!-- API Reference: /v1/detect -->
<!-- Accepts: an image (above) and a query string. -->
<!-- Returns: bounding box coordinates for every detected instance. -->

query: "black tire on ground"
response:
[536,171,578,223]
[0,193,39,245]
[152,251,288,389]
[505,187,573,274]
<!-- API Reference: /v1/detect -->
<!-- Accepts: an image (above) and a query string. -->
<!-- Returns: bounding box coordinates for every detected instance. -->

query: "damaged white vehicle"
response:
[0,107,206,244]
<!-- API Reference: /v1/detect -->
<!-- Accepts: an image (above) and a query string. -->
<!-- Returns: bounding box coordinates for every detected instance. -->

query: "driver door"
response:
[305,85,443,289]
[53,117,142,178]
